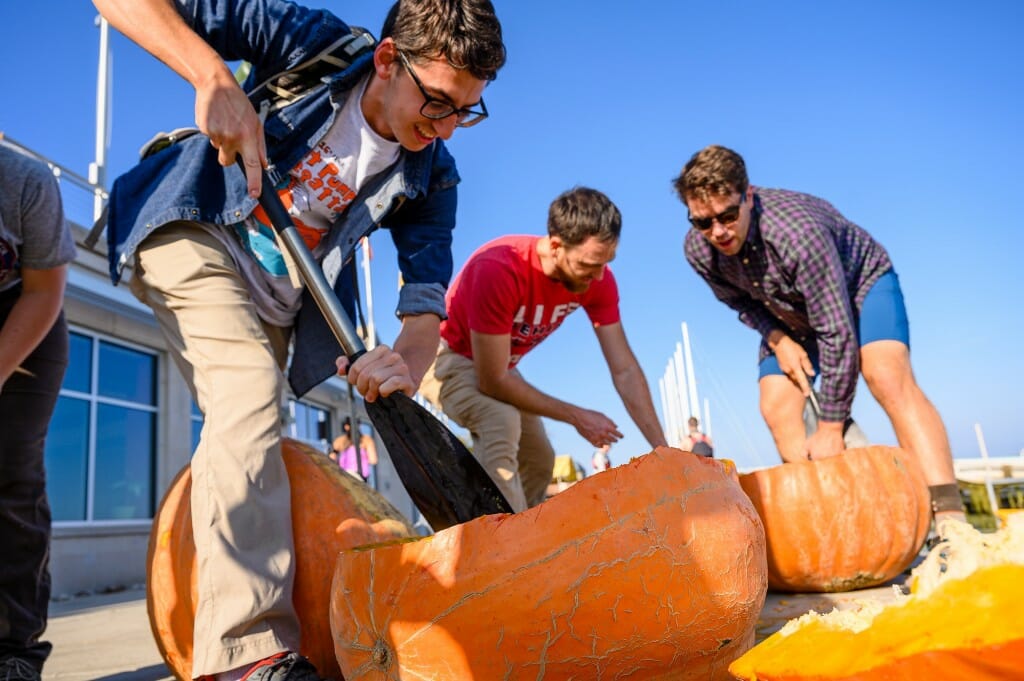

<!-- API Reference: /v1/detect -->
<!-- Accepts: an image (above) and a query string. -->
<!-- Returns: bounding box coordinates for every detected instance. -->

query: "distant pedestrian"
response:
[685,417,714,458]
[592,444,612,472]
[331,430,378,481]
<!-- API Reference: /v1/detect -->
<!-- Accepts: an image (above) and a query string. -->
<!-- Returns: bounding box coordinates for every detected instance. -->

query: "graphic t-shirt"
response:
[213,74,401,326]
[441,235,621,368]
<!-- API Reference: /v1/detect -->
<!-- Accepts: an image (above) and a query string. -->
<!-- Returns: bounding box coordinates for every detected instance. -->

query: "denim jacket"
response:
[104,0,461,396]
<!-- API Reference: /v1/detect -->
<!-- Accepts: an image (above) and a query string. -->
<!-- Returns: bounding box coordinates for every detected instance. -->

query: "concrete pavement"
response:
[46,589,171,681]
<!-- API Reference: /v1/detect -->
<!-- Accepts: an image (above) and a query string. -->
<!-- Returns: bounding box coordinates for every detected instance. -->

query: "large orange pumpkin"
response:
[738,446,931,593]
[147,438,415,680]
[330,447,767,680]
[729,518,1024,680]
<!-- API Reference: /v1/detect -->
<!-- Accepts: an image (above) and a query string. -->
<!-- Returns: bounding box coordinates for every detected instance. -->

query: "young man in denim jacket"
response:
[91,0,505,678]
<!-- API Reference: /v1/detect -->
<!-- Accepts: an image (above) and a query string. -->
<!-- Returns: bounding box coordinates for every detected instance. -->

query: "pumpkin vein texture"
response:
[330,447,768,680]
[737,446,931,593]
[146,439,416,680]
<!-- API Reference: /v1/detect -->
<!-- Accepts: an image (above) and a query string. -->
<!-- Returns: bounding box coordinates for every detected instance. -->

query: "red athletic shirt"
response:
[441,235,621,368]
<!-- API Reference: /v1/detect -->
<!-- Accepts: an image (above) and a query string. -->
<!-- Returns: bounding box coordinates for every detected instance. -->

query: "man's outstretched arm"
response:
[594,322,668,449]
[470,330,622,448]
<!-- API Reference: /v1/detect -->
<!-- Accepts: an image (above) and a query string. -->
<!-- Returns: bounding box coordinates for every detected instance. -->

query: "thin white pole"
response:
[90,15,111,222]
[682,322,699,420]
[703,397,712,439]
[658,377,671,446]
[673,342,690,425]
[974,423,1001,521]
[664,361,681,447]
[360,237,376,349]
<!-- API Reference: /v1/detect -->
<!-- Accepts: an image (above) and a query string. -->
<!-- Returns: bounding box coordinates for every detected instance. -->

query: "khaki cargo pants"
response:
[419,345,555,513]
[129,223,298,678]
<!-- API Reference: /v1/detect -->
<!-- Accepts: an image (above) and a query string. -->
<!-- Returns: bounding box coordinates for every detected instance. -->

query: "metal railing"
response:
[0,132,107,231]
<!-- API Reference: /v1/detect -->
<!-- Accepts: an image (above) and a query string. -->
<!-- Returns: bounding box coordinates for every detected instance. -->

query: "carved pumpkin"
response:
[330,447,767,680]
[147,438,415,680]
[738,446,931,593]
[729,518,1024,680]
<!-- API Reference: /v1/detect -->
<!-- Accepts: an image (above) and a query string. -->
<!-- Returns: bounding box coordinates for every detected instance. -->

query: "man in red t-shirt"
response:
[420,187,667,512]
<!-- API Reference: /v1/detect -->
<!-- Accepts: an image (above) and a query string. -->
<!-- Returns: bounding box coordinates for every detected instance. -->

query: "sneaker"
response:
[241,652,323,681]
[0,657,41,681]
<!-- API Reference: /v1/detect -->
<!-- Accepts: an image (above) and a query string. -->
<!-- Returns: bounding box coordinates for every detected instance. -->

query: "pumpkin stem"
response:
[371,639,392,669]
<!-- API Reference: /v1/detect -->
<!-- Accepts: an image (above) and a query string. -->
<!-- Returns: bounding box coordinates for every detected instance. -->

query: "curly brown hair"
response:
[381,0,506,81]
[673,144,749,204]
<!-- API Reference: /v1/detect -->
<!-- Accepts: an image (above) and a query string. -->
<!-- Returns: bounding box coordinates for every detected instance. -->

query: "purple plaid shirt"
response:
[685,187,892,422]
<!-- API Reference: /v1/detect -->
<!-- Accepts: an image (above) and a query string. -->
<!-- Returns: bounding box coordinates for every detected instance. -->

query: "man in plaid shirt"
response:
[673,144,963,521]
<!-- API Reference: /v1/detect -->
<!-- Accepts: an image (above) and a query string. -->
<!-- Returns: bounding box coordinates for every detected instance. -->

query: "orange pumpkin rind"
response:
[738,446,931,593]
[330,447,768,680]
[147,438,416,680]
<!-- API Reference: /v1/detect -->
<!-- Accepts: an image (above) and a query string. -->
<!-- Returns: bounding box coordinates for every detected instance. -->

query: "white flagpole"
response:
[664,361,681,447]
[974,423,1001,522]
[703,397,712,439]
[360,237,376,349]
[89,15,111,221]
[658,377,671,446]
[673,342,690,426]
[682,322,699,420]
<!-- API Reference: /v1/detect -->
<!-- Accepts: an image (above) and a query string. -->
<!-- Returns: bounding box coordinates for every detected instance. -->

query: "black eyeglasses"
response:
[688,193,745,231]
[396,51,488,128]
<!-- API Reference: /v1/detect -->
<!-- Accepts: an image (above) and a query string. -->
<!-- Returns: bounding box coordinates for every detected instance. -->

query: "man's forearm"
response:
[478,370,580,425]
[0,291,64,385]
[611,367,667,448]
[392,314,441,389]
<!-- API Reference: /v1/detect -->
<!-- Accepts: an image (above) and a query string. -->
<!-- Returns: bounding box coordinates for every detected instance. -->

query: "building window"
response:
[45,330,157,522]
[286,399,330,453]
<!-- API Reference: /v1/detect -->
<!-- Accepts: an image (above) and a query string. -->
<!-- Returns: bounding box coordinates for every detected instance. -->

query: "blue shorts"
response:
[758,270,909,379]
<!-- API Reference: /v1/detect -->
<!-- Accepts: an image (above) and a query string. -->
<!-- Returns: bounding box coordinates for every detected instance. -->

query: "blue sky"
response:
[4,1,1022,473]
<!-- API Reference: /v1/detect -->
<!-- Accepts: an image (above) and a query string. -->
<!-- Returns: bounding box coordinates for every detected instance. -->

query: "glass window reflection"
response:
[44,396,90,521]
[287,399,329,451]
[45,328,159,524]
[98,341,156,404]
[63,332,92,393]
[93,404,155,520]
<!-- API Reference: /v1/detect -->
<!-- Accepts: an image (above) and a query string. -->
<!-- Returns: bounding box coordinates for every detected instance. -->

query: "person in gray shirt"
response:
[0,144,76,681]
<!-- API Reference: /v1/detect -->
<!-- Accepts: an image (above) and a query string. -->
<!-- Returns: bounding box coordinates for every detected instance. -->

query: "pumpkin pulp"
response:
[729,564,1024,680]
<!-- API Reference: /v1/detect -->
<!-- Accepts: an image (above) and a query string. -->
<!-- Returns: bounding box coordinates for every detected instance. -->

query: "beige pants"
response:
[130,223,298,677]
[419,346,555,512]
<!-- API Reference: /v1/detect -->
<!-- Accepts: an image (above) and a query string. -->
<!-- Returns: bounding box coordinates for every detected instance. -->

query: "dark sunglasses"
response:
[688,193,745,231]
[396,51,488,128]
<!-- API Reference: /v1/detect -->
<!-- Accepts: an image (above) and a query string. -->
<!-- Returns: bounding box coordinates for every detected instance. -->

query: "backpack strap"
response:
[83,203,109,252]
[246,26,376,114]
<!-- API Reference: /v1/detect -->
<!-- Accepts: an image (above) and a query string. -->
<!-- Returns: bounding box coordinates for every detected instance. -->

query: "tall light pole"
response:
[89,14,112,222]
